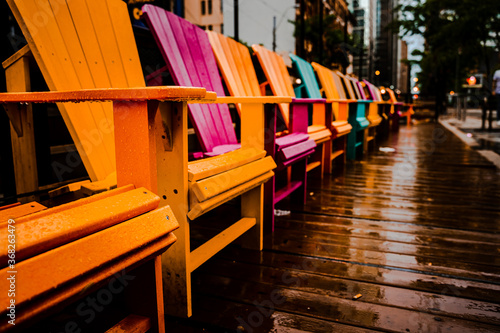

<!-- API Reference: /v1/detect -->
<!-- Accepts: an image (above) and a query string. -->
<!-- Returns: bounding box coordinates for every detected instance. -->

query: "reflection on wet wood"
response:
[167,123,500,332]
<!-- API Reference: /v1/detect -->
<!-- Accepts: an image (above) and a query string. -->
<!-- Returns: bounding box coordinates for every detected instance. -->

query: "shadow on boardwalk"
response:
[170,122,500,332]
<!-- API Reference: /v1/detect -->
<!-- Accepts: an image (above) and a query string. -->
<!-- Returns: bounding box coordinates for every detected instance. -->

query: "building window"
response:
[208,0,212,14]
[201,0,206,15]
[221,23,224,34]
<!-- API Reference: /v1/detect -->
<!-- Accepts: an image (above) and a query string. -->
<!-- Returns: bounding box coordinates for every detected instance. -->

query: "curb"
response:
[439,119,500,169]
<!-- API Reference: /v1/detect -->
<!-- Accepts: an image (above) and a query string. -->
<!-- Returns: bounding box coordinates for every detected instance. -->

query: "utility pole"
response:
[318,0,323,64]
[234,0,239,41]
[298,0,305,57]
[273,16,277,52]
[343,8,348,74]
[406,62,411,104]
[359,31,364,79]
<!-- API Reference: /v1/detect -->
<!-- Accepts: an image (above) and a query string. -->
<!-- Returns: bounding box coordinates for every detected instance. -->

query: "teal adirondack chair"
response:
[290,54,368,161]
[335,71,370,160]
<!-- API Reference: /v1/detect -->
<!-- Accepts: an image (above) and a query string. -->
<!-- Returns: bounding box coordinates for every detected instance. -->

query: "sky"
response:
[222,0,424,79]
[222,0,296,54]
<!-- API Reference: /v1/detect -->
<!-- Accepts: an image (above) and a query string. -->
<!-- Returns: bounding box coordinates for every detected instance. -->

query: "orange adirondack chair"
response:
[386,87,414,127]
[141,6,313,246]
[4,0,272,321]
[344,75,382,153]
[362,79,393,136]
[310,63,374,160]
[241,44,333,174]
[287,53,352,170]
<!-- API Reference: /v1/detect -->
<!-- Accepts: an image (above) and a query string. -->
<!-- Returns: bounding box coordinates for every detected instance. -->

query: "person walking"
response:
[493,66,500,125]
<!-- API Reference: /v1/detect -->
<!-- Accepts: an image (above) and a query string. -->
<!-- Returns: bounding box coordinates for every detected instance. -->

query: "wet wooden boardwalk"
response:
[171,122,500,332]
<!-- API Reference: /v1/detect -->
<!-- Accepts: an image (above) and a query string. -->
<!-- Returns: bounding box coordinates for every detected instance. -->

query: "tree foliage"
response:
[393,0,500,102]
[291,14,358,70]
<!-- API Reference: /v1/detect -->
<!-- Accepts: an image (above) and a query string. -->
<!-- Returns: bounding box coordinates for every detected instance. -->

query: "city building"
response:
[373,0,400,88]
[185,0,224,32]
[295,0,355,73]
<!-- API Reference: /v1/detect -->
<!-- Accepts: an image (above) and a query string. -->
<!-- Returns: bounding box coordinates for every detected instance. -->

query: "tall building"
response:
[184,0,224,32]
[295,0,355,72]
[398,40,409,94]
[373,0,400,88]
[352,0,367,78]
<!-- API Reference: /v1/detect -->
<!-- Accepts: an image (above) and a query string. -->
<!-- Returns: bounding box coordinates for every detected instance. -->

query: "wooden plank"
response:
[105,315,151,333]
[190,218,256,271]
[8,0,106,180]
[272,225,500,268]
[0,202,46,221]
[275,132,309,149]
[0,203,21,211]
[181,121,500,331]
[2,44,31,70]
[213,246,500,303]
[142,5,237,153]
[0,86,209,103]
[188,148,266,182]
[331,149,345,161]
[0,205,178,313]
[190,157,276,202]
[196,271,500,333]
[306,161,322,172]
[4,51,38,200]
[199,259,500,326]
[188,171,274,220]
[289,54,323,99]
[212,96,291,104]
[252,44,292,125]
[274,180,302,204]
[155,101,192,318]
[279,139,317,161]
[188,295,378,333]
[0,188,160,264]
[18,184,134,223]
[0,232,177,333]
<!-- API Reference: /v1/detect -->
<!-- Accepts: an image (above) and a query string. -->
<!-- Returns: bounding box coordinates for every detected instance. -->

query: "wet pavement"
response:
[167,122,500,332]
[441,108,500,156]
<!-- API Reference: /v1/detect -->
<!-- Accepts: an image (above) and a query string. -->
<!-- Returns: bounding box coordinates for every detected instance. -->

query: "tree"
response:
[291,14,358,70]
[392,0,500,114]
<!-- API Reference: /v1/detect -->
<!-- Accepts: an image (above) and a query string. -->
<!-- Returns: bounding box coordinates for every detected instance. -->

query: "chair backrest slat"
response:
[207,31,261,99]
[356,81,368,100]
[252,44,295,126]
[7,0,146,181]
[311,62,340,100]
[288,54,322,99]
[142,5,237,152]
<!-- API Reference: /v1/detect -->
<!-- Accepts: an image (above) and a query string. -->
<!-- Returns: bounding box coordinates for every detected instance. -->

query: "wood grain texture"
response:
[160,122,500,332]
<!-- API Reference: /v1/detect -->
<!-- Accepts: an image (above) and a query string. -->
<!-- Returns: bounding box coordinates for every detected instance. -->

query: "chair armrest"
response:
[0,86,213,104]
[188,96,292,104]
[291,97,326,104]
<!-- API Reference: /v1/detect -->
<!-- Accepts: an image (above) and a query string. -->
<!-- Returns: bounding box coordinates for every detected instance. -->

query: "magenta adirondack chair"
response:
[141,6,315,230]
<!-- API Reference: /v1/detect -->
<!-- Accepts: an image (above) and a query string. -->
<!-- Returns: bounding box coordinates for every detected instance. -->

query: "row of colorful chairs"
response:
[0,0,411,331]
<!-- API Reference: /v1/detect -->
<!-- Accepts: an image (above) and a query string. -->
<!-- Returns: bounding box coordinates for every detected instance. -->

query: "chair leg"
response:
[291,158,308,205]
[124,256,166,333]
[363,128,369,156]
[240,185,264,250]
[346,129,356,160]
[263,174,275,234]
[154,102,192,318]
[323,136,333,175]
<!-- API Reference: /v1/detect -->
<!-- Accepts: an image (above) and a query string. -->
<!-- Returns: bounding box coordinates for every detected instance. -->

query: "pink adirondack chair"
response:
[141,5,315,232]
[363,79,392,135]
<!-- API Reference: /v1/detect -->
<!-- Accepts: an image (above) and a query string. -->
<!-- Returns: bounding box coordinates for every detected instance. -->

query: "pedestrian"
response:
[493,65,500,125]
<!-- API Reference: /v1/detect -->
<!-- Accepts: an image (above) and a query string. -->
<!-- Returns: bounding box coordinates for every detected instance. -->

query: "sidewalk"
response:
[439,108,500,169]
